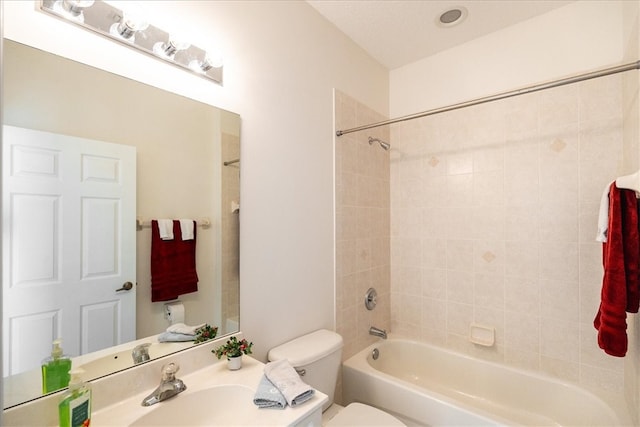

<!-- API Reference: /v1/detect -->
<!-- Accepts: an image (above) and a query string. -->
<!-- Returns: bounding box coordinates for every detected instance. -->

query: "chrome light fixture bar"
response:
[40,0,223,85]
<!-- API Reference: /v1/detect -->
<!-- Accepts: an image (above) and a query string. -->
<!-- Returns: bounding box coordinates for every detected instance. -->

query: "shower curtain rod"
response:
[335,60,640,137]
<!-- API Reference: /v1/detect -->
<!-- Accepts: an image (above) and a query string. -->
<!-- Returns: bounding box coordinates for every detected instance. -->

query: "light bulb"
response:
[189,51,223,73]
[109,5,149,41]
[153,36,190,58]
[52,0,94,22]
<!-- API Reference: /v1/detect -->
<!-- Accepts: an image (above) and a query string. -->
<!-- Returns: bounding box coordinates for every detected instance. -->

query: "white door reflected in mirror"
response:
[2,125,137,376]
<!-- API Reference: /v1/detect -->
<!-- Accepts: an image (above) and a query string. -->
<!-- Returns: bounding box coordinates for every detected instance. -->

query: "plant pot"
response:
[227,355,242,370]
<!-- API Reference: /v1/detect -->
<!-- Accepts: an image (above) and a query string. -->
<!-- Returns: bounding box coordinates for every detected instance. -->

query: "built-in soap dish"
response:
[469,323,495,347]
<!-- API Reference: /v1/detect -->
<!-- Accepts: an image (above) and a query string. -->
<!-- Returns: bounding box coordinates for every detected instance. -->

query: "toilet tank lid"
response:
[267,329,343,367]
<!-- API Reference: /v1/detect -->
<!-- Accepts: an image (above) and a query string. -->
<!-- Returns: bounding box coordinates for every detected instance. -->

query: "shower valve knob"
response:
[365,287,377,310]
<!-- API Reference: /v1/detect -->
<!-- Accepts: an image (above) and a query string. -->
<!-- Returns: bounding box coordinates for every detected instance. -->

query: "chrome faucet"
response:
[141,362,187,406]
[369,326,387,339]
[132,343,151,364]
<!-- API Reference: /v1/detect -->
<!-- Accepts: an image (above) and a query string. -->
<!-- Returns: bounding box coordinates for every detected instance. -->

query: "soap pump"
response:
[58,368,92,427]
[41,339,72,393]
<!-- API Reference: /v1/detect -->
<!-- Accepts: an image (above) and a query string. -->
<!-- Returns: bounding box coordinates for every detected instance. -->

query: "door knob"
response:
[116,281,134,292]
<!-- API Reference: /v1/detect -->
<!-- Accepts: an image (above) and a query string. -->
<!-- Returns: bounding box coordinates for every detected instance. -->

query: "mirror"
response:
[2,40,240,408]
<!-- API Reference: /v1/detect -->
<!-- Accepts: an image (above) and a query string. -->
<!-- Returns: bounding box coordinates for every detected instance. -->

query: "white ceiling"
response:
[307,0,573,69]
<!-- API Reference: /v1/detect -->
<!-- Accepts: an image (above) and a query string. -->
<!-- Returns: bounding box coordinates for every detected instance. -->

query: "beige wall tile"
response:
[387,78,627,394]
[339,75,634,397]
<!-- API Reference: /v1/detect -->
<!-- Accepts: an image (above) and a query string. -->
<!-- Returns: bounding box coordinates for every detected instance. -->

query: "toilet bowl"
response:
[267,329,405,426]
[325,402,405,426]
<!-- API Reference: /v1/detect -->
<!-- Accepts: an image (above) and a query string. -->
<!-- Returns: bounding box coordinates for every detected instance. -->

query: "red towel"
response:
[151,220,199,302]
[593,183,640,357]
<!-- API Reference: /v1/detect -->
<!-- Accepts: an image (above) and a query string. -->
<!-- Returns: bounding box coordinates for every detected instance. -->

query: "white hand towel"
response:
[180,219,195,240]
[263,359,314,407]
[157,219,174,240]
[166,322,206,335]
[596,182,612,242]
[157,331,196,342]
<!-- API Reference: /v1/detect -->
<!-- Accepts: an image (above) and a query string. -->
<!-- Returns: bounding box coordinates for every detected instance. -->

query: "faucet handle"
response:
[161,362,179,381]
[132,343,151,364]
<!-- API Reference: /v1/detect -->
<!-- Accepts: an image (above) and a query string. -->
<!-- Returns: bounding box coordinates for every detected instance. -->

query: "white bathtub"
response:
[342,338,630,426]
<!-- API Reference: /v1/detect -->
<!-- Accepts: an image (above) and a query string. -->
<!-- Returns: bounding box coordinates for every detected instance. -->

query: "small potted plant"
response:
[213,336,253,370]
[193,324,218,344]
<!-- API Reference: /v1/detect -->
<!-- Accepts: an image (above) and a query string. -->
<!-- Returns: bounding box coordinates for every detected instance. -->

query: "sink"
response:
[131,385,256,426]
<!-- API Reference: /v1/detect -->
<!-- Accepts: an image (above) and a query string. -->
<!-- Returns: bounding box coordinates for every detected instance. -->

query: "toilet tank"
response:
[268,329,343,409]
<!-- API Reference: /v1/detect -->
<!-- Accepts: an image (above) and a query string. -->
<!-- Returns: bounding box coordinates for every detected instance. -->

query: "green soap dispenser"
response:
[41,339,72,393]
[58,368,92,427]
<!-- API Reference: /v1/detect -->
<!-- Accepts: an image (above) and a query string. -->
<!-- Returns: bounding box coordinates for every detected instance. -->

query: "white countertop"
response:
[91,355,328,426]
[4,334,327,426]
[3,335,193,409]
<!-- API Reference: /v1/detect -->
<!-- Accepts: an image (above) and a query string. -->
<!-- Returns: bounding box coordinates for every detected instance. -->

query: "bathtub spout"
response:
[369,326,387,339]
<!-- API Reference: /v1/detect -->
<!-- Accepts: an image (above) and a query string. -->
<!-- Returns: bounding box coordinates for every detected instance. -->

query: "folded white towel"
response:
[596,182,612,242]
[180,219,195,240]
[263,359,314,407]
[157,331,196,342]
[157,219,174,240]
[166,322,205,335]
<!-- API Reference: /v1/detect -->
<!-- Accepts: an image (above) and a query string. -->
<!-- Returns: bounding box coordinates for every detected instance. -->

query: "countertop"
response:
[90,355,328,426]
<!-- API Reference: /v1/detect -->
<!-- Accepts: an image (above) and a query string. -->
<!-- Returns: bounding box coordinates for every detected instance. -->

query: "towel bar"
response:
[136,218,211,230]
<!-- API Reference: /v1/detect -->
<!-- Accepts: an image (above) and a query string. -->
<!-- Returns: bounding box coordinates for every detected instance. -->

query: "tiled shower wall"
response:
[335,90,391,361]
[390,73,627,393]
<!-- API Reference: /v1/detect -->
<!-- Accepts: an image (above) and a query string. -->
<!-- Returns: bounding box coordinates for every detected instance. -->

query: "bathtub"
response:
[342,338,630,426]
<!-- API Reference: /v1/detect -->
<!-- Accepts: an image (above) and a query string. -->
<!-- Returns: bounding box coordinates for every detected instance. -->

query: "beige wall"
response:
[390,1,626,117]
[622,1,640,423]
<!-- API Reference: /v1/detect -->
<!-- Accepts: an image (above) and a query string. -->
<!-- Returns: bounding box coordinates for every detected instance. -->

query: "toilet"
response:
[267,329,406,426]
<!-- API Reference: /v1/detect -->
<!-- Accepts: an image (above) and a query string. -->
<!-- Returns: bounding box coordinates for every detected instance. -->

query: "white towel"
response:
[157,219,174,240]
[263,359,314,407]
[157,331,196,342]
[166,322,205,335]
[596,182,612,242]
[180,219,195,240]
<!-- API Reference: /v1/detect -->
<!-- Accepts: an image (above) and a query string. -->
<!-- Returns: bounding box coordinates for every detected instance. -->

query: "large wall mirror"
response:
[2,40,240,408]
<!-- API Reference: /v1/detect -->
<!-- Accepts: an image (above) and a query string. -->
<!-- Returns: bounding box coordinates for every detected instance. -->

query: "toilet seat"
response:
[325,402,406,426]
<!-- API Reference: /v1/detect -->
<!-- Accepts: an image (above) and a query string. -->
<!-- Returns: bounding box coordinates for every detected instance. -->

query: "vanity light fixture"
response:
[40,0,223,85]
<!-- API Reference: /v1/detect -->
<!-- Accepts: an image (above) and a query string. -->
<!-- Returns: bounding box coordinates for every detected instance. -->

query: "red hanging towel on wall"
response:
[593,183,640,357]
[150,220,199,302]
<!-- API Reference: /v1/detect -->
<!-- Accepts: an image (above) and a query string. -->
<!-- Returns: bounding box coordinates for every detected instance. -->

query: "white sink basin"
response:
[131,385,256,426]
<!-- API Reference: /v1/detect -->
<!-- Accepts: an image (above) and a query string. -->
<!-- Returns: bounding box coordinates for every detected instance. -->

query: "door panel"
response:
[81,301,120,354]
[82,197,119,277]
[9,310,60,375]
[9,193,60,285]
